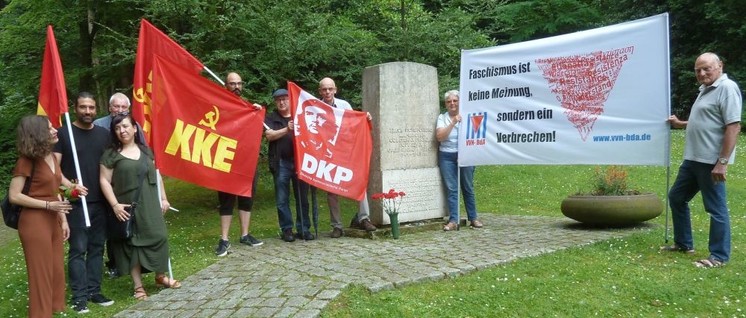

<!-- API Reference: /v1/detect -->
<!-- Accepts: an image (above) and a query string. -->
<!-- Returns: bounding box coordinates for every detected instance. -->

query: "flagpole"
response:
[204,66,224,86]
[157,170,175,281]
[63,112,91,227]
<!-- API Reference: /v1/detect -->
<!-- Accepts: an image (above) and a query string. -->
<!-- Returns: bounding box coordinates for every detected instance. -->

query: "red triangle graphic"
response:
[535,47,634,141]
[470,114,484,135]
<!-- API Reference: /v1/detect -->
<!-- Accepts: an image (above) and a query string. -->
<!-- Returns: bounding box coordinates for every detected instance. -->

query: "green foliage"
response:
[0,0,491,184]
[488,0,604,43]
[0,100,25,190]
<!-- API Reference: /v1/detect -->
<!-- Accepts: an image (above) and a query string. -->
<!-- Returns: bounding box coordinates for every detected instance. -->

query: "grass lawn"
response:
[322,130,746,317]
[0,130,744,317]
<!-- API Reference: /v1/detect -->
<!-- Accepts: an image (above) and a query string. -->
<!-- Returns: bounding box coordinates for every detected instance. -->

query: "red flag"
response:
[37,25,68,128]
[288,82,372,201]
[133,19,204,145]
[151,55,264,197]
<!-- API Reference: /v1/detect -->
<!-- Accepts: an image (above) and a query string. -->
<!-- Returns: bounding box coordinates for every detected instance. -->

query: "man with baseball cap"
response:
[264,88,312,242]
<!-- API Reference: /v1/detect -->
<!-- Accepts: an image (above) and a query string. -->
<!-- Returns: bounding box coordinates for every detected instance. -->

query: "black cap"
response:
[272,89,288,98]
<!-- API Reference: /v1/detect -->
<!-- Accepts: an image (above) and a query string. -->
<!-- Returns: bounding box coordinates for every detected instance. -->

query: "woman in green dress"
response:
[99,112,179,301]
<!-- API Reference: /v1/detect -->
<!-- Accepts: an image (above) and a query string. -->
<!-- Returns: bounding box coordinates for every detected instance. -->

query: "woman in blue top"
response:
[435,90,482,231]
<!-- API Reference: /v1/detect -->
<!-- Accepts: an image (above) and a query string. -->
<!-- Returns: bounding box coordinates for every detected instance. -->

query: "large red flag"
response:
[133,19,204,145]
[37,25,68,128]
[288,82,372,201]
[151,55,264,197]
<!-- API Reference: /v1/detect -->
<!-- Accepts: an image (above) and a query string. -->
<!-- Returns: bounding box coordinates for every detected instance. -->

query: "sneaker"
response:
[330,227,344,238]
[215,239,230,257]
[72,300,89,314]
[281,229,296,242]
[240,234,264,247]
[443,222,458,231]
[89,294,114,306]
[470,220,484,228]
[359,219,377,231]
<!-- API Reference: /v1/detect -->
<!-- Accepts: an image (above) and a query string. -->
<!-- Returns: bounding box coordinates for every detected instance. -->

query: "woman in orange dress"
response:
[9,115,72,317]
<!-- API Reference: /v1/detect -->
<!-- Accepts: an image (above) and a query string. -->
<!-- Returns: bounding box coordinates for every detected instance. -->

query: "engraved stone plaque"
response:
[362,62,447,225]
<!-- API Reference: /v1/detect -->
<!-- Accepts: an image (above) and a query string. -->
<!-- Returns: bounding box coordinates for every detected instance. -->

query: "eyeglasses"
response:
[227,81,243,87]
[116,111,130,116]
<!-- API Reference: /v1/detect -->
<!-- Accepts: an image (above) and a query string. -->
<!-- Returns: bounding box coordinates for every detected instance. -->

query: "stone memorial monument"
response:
[362,62,447,225]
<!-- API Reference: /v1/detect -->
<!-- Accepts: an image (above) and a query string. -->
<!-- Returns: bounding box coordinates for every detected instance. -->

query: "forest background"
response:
[0,0,745,186]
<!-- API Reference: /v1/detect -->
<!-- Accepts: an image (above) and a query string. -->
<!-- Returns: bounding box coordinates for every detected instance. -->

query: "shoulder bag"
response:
[107,158,147,239]
[2,162,36,229]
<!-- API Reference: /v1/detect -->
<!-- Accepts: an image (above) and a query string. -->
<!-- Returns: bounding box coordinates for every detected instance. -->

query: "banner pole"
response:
[663,13,672,245]
[63,112,91,227]
[664,165,670,243]
[456,158,461,231]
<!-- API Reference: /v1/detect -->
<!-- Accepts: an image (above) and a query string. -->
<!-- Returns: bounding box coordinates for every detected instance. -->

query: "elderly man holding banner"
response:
[664,52,741,268]
[315,78,376,238]
[265,88,312,242]
[288,79,375,239]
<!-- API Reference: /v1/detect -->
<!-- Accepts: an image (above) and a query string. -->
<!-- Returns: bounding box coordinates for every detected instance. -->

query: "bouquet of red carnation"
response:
[372,188,406,216]
[59,183,81,202]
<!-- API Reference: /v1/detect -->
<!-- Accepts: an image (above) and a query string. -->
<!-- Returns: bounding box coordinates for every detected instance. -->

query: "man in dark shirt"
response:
[214,72,264,257]
[264,88,312,242]
[53,92,113,313]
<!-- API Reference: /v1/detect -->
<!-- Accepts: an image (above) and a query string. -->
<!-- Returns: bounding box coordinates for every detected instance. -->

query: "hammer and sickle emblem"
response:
[199,105,220,130]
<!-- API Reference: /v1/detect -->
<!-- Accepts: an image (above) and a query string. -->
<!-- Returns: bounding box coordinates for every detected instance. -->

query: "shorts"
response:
[217,191,254,215]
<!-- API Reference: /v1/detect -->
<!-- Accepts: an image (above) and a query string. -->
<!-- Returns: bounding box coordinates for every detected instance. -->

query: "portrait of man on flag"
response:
[295,99,345,160]
[288,82,372,201]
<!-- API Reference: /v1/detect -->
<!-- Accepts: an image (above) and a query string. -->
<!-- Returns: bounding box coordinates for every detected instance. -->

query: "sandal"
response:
[694,257,724,268]
[443,222,458,231]
[133,286,148,301]
[155,275,182,289]
[659,244,695,254]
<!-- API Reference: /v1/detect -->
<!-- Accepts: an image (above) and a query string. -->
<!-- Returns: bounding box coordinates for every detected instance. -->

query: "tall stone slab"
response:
[362,62,446,225]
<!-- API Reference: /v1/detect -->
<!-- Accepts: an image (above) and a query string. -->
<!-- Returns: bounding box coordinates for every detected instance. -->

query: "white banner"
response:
[459,14,670,166]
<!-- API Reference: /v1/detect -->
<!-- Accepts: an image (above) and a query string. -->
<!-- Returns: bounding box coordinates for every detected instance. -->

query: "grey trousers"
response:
[328,191,370,229]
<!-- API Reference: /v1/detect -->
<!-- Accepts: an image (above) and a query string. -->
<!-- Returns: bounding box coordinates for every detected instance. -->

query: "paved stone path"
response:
[114,215,649,318]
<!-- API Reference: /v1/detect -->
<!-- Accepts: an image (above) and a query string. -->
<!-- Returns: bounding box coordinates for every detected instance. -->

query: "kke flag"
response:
[151,55,264,197]
[133,19,204,145]
[288,82,372,201]
[37,25,68,128]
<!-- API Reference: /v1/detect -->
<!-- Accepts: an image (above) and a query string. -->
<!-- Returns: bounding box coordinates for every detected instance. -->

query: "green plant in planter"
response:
[587,165,641,196]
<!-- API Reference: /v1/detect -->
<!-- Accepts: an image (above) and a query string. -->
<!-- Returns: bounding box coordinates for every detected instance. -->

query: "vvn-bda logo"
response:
[465,112,487,146]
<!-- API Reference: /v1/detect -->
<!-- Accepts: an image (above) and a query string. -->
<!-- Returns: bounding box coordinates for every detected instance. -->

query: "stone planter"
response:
[560,193,663,227]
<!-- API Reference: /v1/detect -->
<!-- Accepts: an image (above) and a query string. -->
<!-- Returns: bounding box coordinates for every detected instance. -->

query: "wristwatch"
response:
[718,157,729,165]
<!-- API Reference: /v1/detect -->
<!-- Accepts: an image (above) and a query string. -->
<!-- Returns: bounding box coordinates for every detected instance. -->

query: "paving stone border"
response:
[114,215,651,318]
